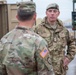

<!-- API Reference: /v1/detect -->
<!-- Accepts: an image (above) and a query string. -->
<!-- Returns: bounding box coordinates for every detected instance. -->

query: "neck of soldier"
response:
[18,20,34,28]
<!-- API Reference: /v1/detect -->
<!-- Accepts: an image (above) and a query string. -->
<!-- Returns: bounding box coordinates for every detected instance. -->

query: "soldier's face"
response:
[46,9,60,22]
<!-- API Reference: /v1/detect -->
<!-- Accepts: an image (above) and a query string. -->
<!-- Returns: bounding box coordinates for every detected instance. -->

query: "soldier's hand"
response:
[63,57,70,69]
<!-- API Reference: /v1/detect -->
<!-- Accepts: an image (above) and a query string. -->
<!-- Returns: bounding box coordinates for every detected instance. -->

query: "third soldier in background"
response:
[35,3,76,75]
[0,1,55,75]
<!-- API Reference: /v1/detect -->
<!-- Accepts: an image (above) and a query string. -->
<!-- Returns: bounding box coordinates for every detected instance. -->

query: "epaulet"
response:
[57,19,69,32]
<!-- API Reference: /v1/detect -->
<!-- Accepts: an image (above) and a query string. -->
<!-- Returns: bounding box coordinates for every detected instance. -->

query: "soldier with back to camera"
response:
[0,1,55,75]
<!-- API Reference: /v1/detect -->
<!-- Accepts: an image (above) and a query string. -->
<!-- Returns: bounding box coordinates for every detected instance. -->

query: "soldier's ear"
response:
[46,11,47,15]
[16,15,20,21]
[58,11,60,16]
[16,15,18,19]
[33,13,36,21]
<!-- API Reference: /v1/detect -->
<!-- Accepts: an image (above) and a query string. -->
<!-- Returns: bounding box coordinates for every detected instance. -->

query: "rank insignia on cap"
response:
[40,48,48,58]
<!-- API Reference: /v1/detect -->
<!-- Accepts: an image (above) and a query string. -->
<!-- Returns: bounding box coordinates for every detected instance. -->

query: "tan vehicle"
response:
[0,0,18,39]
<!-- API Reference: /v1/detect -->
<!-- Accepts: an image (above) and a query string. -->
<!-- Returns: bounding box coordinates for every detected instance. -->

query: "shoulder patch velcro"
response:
[40,48,48,58]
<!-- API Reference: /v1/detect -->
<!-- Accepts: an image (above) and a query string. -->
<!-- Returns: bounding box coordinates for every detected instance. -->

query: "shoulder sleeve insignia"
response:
[40,48,48,58]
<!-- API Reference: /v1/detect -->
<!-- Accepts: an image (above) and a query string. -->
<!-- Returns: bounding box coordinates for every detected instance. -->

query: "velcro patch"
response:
[40,49,48,58]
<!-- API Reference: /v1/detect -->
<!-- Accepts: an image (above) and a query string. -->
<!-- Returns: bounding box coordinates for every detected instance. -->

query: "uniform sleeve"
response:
[0,40,5,75]
[0,37,9,75]
[35,40,55,75]
[66,31,76,61]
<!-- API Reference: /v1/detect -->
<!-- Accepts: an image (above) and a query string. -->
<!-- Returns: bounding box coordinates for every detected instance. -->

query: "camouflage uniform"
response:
[35,17,76,75]
[0,26,55,75]
[0,1,55,75]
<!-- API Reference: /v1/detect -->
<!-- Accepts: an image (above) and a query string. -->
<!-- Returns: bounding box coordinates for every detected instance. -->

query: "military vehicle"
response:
[0,0,18,39]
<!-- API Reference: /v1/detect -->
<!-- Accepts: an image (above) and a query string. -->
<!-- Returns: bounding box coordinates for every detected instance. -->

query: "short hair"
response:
[17,8,35,21]
[17,1,36,21]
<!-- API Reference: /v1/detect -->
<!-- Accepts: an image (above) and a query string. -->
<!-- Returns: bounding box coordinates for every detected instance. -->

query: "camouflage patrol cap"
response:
[46,3,59,10]
[17,1,36,12]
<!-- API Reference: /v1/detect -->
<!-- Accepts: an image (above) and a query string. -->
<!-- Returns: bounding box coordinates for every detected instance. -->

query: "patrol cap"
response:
[46,3,59,10]
[17,1,36,12]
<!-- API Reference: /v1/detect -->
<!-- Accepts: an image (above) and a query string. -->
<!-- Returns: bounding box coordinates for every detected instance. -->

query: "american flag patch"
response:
[40,49,48,58]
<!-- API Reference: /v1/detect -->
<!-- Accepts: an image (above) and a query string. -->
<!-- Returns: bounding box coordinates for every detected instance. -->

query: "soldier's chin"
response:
[50,19,56,22]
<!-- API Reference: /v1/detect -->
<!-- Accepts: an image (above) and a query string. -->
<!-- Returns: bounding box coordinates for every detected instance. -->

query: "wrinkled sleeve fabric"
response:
[0,40,5,75]
[66,31,76,61]
[35,40,55,75]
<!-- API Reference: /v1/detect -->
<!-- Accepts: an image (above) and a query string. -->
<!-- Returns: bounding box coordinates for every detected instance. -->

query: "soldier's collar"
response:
[43,17,57,29]
[16,25,33,31]
[42,17,64,32]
